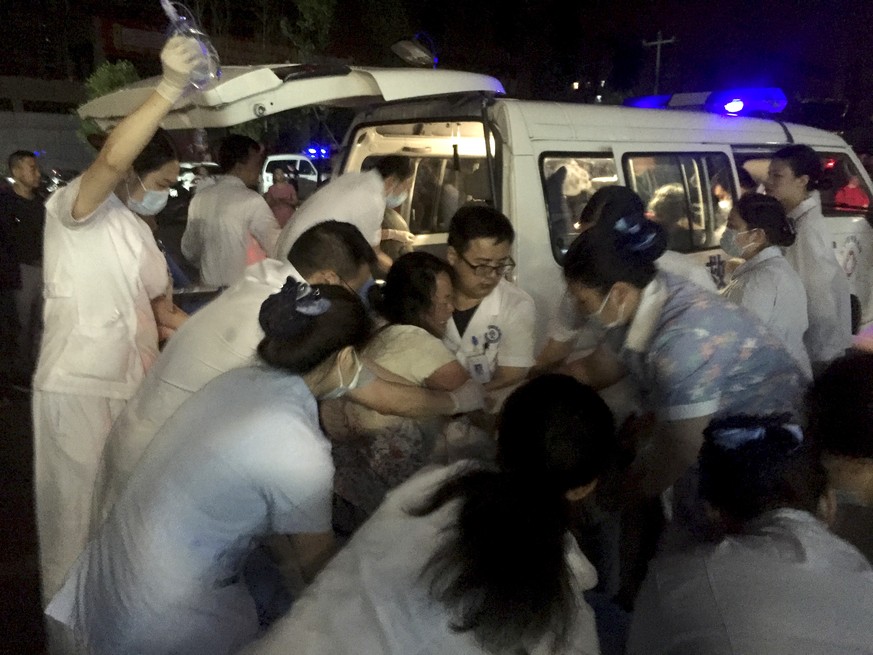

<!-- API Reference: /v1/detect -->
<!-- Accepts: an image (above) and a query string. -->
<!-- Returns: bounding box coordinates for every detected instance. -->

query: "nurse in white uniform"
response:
[443,205,536,393]
[241,374,615,655]
[765,144,852,372]
[31,36,200,607]
[721,193,812,378]
[47,280,372,655]
[629,416,873,654]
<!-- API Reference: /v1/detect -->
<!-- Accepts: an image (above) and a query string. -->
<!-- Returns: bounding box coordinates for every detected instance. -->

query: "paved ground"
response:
[0,384,45,653]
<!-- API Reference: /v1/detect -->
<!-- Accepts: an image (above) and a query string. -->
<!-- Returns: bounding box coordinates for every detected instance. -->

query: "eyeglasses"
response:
[458,254,516,278]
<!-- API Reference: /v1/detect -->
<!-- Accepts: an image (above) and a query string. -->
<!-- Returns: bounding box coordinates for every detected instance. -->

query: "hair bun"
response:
[259,277,332,340]
[608,212,667,263]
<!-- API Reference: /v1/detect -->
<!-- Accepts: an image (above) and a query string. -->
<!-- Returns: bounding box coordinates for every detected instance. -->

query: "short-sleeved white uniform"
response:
[47,367,334,655]
[274,169,386,259]
[442,278,536,383]
[240,463,601,655]
[93,258,303,526]
[182,176,281,286]
[33,176,169,602]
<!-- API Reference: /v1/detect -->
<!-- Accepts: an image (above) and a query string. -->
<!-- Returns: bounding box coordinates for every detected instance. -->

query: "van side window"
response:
[540,154,618,261]
[736,151,872,216]
[624,153,733,253]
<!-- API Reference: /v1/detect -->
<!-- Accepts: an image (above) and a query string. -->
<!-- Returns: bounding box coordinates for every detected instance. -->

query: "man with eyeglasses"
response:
[444,205,536,393]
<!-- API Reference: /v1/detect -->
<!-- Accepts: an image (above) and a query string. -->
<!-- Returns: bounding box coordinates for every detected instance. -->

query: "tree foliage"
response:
[78,60,141,145]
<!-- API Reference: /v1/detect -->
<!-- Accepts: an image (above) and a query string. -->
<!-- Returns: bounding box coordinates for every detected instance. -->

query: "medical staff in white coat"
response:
[536,186,716,375]
[443,205,536,394]
[721,193,812,378]
[32,36,200,610]
[241,374,615,655]
[628,416,873,654]
[766,144,852,372]
[47,281,373,655]
[181,134,281,286]
[93,221,485,525]
[274,155,414,272]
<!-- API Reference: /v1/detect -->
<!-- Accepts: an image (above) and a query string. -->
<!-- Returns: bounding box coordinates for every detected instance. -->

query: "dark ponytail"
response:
[409,375,616,651]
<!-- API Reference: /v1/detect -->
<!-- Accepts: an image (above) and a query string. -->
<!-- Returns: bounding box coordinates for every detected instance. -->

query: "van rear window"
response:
[540,154,619,261]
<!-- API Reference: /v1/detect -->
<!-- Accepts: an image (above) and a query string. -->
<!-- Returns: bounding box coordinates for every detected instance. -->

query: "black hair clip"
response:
[711,424,803,451]
[259,277,332,339]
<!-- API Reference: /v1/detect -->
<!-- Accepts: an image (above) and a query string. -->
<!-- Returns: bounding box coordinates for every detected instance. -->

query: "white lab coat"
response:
[182,176,281,286]
[783,193,852,367]
[722,245,812,379]
[33,176,169,604]
[92,258,302,526]
[274,169,386,259]
[240,463,602,655]
[47,367,334,655]
[442,278,536,384]
[628,509,873,654]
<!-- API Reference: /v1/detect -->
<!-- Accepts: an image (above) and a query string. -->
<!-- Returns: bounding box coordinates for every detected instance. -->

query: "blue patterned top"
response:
[618,272,805,422]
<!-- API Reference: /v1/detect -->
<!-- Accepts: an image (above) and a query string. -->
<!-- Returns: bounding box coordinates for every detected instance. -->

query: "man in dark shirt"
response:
[1,150,46,381]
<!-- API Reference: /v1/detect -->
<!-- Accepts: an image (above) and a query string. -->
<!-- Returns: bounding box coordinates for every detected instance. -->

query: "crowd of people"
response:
[3,35,873,655]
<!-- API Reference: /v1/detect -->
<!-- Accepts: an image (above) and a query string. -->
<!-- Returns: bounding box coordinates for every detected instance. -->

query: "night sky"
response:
[3,0,873,125]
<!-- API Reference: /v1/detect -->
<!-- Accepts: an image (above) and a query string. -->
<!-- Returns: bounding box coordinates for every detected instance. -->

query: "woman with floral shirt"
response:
[561,211,805,505]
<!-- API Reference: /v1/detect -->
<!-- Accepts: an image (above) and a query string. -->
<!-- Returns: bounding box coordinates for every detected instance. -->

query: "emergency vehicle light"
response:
[305,144,331,159]
[703,88,787,115]
[624,87,787,115]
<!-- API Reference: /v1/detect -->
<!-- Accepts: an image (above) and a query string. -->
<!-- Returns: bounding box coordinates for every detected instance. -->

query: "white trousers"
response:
[33,391,125,605]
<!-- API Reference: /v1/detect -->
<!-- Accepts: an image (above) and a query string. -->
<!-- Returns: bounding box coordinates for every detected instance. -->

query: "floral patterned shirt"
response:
[618,272,805,422]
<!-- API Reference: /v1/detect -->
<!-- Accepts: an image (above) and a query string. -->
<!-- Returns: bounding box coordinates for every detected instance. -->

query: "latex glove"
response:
[449,379,486,413]
[381,228,415,244]
[155,36,204,103]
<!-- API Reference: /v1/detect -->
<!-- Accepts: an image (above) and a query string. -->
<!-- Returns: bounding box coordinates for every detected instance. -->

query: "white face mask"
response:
[322,350,366,400]
[589,287,626,331]
[126,175,169,216]
[385,190,408,209]
[720,228,755,259]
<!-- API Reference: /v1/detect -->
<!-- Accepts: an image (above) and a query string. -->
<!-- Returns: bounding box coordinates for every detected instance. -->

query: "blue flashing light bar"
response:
[624,87,788,116]
[704,88,787,115]
[305,144,331,160]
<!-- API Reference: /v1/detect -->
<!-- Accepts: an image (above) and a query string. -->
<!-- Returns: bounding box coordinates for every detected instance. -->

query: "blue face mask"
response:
[385,190,408,209]
[126,175,169,216]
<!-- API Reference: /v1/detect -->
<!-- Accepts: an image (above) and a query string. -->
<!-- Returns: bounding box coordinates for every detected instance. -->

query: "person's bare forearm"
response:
[346,378,455,417]
[484,366,528,392]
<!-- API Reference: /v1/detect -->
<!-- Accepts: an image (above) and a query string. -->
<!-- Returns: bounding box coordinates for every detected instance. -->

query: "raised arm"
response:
[72,37,201,220]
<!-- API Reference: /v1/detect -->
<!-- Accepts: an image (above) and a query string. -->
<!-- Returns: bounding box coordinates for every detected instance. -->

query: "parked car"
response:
[260,153,325,200]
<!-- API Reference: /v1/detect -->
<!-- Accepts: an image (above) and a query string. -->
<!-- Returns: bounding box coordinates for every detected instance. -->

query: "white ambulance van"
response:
[79,65,873,340]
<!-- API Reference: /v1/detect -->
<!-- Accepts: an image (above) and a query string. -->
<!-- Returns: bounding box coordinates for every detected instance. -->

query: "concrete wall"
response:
[1,111,93,174]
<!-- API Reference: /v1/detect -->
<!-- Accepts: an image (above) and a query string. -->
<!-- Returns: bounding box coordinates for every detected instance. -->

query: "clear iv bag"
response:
[160,0,222,89]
